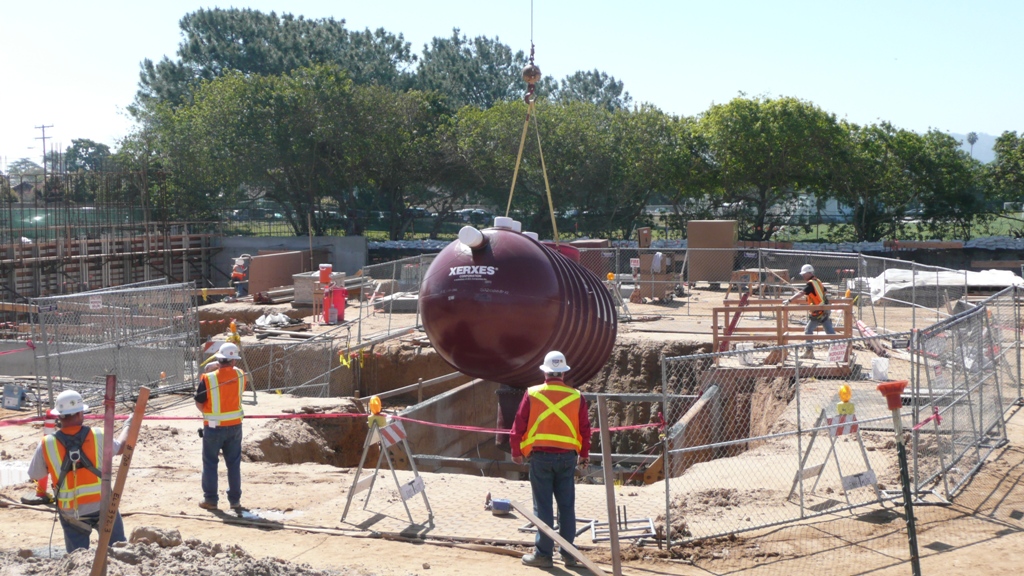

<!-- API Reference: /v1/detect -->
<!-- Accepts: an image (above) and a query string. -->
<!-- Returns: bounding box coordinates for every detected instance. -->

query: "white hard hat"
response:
[216,342,241,361]
[540,351,571,374]
[800,264,814,275]
[54,390,88,416]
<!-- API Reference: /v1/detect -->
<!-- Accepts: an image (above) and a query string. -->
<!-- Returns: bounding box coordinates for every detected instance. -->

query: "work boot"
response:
[198,500,218,510]
[561,554,581,568]
[230,502,244,511]
[802,348,815,359]
[521,553,553,568]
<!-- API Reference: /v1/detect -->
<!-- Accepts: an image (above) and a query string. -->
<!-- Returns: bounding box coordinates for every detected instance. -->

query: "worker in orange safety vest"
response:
[194,342,247,512]
[27,390,131,552]
[783,264,835,358]
[510,351,591,569]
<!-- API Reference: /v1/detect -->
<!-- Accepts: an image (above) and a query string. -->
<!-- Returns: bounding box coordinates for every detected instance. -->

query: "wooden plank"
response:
[0,302,37,313]
[971,260,1024,269]
[597,398,623,576]
[91,387,150,576]
[510,501,606,576]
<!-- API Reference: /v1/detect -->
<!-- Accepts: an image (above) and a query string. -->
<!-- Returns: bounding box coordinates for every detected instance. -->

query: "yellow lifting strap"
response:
[505,47,559,244]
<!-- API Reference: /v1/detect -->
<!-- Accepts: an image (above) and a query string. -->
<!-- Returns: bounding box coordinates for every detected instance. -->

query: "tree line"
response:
[4,8,1023,242]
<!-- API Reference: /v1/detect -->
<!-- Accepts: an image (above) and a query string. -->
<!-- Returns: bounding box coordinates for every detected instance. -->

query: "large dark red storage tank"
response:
[419,220,617,389]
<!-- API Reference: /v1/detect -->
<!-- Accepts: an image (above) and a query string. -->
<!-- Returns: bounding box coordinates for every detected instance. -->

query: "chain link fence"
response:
[239,327,353,398]
[661,333,913,543]
[656,286,1021,574]
[355,254,435,342]
[29,282,200,408]
[910,287,1016,500]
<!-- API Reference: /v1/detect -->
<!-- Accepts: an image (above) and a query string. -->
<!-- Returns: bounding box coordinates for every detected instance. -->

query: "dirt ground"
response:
[1,289,1021,575]
[2,368,1024,576]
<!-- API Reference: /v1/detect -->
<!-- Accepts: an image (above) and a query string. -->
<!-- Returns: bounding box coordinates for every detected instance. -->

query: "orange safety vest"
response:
[200,366,246,427]
[806,277,830,320]
[231,265,246,281]
[519,382,583,457]
[41,427,103,512]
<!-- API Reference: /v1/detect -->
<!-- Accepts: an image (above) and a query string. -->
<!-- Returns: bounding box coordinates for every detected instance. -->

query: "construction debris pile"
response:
[0,527,347,576]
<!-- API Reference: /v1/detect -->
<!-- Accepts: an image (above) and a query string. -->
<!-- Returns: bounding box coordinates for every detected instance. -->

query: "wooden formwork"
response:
[1,231,213,298]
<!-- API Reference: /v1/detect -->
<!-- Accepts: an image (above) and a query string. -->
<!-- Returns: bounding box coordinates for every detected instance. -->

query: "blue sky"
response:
[2,1,1021,171]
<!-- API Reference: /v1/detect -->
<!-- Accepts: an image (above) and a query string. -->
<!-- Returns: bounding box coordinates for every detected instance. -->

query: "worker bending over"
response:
[511,351,591,569]
[27,390,131,552]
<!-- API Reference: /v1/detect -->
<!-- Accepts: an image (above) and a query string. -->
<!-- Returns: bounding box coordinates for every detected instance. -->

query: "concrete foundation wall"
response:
[214,236,367,285]
[399,379,499,459]
[0,342,36,375]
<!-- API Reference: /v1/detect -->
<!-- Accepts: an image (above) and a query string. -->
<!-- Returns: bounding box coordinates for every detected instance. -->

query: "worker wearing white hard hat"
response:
[194,341,248,511]
[782,264,835,358]
[510,351,591,568]
[27,389,132,552]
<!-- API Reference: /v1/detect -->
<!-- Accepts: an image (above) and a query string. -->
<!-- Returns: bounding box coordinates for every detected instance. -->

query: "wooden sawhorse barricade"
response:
[341,417,433,525]
[788,409,881,507]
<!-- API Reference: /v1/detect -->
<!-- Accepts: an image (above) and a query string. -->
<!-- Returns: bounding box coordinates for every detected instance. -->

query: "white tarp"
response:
[868,268,1024,303]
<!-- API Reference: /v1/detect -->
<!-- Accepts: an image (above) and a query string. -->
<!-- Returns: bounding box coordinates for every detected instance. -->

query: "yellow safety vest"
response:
[42,428,103,512]
[520,382,582,457]
[807,277,830,320]
[201,367,246,427]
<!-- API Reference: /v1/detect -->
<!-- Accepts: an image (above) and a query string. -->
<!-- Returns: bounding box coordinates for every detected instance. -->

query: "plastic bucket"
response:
[318,263,333,284]
[871,357,889,380]
[323,286,347,324]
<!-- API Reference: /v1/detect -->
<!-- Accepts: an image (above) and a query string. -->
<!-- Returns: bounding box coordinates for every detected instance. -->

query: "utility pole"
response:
[35,125,52,198]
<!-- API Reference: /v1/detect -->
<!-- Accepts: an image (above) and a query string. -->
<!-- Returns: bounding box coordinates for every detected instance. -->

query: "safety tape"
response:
[912,406,942,431]
[0,411,665,435]
[0,340,36,356]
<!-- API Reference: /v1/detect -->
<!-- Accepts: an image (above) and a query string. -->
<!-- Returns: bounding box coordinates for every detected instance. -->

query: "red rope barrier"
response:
[1,410,665,435]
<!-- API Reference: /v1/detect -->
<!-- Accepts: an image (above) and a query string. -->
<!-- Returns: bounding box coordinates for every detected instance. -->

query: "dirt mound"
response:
[243,400,369,468]
[0,536,350,576]
[583,340,710,454]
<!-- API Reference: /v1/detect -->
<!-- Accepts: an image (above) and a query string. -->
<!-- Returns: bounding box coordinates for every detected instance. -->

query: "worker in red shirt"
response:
[511,351,591,568]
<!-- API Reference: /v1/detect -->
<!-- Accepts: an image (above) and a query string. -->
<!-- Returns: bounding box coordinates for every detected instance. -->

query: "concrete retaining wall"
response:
[399,379,499,460]
[214,236,367,285]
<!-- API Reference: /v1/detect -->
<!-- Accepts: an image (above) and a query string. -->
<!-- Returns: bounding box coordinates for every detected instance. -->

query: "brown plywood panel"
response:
[249,251,306,294]
[687,220,737,282]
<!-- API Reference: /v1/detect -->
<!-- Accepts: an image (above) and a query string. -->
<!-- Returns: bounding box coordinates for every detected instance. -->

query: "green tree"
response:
[990,131,1024,202]
[348,86,451,239]
[553,69,632,112]
[415,29,530,109]
[5,158,42,177]
[918,130,990,240]
[966,131,979,158]
[830,122,934,242]
[135,8,414,113]
[154,65,359,233]
[699,96,845,241]
[65,139,112,172]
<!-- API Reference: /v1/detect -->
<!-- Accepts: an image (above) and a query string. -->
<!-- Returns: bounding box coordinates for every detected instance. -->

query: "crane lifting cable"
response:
[505,6,560,244]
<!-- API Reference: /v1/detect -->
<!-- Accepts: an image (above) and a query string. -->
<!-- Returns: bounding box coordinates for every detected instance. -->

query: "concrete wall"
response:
[214,236,367,285]
[399,379,499,459]
[0,342,36,376]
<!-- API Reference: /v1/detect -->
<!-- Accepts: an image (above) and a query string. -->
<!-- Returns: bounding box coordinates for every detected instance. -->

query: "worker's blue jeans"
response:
[805,316,836,336]
[529,450,577,557]
[59,511,125,552]
[202,424,242,505]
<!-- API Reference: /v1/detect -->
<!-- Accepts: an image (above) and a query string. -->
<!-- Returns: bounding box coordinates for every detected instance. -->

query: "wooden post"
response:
[99,375,116,543]
[597,397,623,576]
[90,387,150,576]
